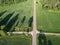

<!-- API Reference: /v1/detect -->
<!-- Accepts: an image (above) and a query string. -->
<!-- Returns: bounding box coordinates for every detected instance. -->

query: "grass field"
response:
[0,34,32,45]
[0,0,33,32]
[46,35,60,45]
[37,0,60,33]
[37,34,60,45]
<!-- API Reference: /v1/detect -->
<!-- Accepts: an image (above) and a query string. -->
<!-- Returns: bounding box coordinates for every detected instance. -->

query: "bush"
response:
[0,0,27,6]
[15,26,20,31]
[42,4,49,9]
[41,0,60,10]
[0,30,5,36]
[55,2,60,10]
[24,27,32,32]
[1,25,5,30]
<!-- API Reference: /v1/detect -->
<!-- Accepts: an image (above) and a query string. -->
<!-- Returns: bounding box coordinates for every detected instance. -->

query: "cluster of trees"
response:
[0,0,27,5]
[41,0,60,10]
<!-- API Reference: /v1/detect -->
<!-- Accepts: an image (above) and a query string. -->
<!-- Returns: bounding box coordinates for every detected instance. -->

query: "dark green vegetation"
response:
[37,34,60,45]
[40,0,60,10]
[0,34,32,45]
[37,0,60,33]
[0,0,33,32]
[0,0,27,6]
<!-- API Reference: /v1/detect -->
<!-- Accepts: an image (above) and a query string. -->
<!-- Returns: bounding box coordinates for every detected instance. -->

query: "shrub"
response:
[15,26,20,31]
[1,25,5,30]
[24,27,32,32]
[55,2,60,10]
[0,30,5,36]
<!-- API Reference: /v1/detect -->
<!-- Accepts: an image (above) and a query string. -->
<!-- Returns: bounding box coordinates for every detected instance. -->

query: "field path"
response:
[7,32,60,36]
[32,0,37,45]
[6,0,60,45]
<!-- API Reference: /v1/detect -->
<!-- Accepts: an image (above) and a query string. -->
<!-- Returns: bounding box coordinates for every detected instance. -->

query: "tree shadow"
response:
[0,10,7,17]
[0,12,14,25]
[38,31,47,45]
[28,16,33,27]
[16,0,27,3]
[47,40,52,45]
[21,16,26,23]
[38,30,52,45]
[16,20,19,26]
[20,16,26,27]
[36,1,38,4]
[3,14,19,32]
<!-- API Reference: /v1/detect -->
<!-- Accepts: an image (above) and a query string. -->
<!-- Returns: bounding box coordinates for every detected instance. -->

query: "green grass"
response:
[37,1,60,33]
[37,34,60,45]
[46,35,60,45]
[0,34,32,45]
[0,0,33,32]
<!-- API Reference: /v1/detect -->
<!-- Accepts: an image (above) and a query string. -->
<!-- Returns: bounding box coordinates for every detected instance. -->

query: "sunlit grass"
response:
[37,1,60,33]
[0,0,33,32]
[0,34,32,45]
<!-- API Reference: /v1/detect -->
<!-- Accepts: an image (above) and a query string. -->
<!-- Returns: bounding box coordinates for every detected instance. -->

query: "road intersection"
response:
[7,0,60,45]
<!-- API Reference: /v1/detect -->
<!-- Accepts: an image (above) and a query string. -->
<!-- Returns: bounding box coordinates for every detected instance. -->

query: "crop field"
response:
[37,34,60,45]
[36,0,60,33]
[0,0,33,32]
[0,34,32,45]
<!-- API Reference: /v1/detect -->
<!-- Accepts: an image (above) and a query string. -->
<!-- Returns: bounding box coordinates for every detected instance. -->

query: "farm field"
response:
[36,0,60,33]
[0,0,60,45]
[0,34,32,45]
[0,0,33,32]
[37,34,60,45]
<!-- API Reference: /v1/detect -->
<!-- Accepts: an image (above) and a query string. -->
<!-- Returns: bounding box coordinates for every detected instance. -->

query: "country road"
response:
[7,31,60,36]
[32,0,37,45]
[7,0,60,45]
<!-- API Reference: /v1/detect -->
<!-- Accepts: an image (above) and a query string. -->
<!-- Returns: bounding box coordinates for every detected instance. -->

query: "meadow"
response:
[37,0,60,33]
[0,0,33,32]
[0,34,32,45]
[37,34,60,45]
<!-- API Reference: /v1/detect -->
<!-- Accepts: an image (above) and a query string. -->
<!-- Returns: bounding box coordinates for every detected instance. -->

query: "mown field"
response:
[0,34,32,45]
[37,0,60,33]
[37,34,60,45]
[0,0,33,32]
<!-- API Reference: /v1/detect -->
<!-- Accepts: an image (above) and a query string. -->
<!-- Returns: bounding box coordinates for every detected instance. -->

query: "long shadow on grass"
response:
[47,40,52,45]
[3,14,19,32]
[16,20,19,26]
[0,10,7,17]
[20,16,26,27]
[16,0,27,3]
[28,16,33,27]
[38,30,52,45]
[0,12,14,25]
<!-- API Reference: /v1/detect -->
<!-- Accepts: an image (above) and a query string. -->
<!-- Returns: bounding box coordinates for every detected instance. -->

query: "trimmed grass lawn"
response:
[0,34,32,45]
[37,34,60,45]
[37,0,60,33]
[0,0,33,32]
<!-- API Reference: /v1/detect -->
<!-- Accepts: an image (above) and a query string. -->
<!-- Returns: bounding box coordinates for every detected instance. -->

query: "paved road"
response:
[7,0,60,45]
[32,0,37,45]
[7,31,60,36]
